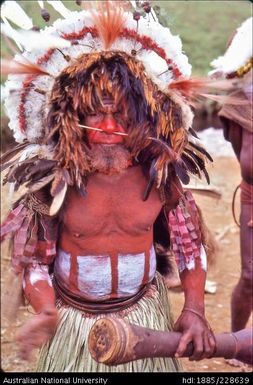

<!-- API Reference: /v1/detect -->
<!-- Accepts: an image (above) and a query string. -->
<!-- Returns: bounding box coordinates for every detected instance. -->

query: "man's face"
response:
[85,99,127,145]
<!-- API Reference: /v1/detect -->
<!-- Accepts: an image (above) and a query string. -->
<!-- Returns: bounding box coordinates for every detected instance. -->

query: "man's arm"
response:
[166,179,216,360]
[174,262,216,360]
[16,263,58,360]
[12,188,59,360]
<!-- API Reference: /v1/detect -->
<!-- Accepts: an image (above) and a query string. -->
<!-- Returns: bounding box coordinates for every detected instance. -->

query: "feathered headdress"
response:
[1,0,229,204]
[210,17,252,79]
[208,16,252,157]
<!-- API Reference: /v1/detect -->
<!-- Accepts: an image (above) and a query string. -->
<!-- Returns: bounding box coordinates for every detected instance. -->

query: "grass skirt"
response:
[37,273,182,372]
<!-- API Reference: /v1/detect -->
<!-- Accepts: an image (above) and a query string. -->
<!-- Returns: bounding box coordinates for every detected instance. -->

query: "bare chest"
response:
[61,167,162,237]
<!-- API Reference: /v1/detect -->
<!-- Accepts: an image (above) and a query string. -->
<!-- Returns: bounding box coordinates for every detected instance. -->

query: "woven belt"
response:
[54,278,148,313]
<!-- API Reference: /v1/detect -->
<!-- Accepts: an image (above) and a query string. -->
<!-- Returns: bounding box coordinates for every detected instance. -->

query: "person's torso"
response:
[54,244,157,300]
[55,166,163,300]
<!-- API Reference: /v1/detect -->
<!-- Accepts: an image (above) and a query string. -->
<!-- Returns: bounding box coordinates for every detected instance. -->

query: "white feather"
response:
[38,1,44,8]
[3,7,193,144]
[1,1,33,30]
[8,183,15,205]
[20,30,71,51]
[49,181,67,216]
[1,85,8,103]
[151,8,159,23]
[210,17,252,75]
[1,21,23,50]
[189,135,208,150]
[19,144,41,162]
[1,24,71,51]
[47,1,71,19]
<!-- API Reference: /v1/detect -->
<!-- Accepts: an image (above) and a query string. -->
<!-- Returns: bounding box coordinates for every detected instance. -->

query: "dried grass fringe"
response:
[37,273,182,372]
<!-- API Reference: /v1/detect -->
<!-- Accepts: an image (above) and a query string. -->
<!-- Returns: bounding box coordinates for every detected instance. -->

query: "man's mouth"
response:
[79,124,126,144]
[90,132,124,144]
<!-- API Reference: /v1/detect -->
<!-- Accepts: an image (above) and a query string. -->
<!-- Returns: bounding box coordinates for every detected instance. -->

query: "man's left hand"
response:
[174,309,216,361]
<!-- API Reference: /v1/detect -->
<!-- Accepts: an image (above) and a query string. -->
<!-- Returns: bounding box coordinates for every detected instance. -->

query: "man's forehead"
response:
[99,93,118,112]
[101,93,114,106]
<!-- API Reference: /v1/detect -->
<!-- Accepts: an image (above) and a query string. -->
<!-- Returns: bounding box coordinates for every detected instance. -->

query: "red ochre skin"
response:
[85,103,126,145]
[220,118,253,333]
[19,105,216,361]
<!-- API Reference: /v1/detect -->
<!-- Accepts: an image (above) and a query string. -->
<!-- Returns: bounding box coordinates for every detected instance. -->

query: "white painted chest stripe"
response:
[54,246,156,298]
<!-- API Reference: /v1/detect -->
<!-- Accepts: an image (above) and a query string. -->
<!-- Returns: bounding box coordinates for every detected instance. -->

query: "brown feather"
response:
[24,159,56,182]
[26,174,55,194]
[0,141,30,165]
[49,181,67,216]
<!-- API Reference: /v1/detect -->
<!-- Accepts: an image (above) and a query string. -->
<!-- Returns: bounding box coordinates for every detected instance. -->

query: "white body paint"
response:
[23,264,52,289]
[177,243,207,273]
[54,246,157,300]
[200,244,207,271]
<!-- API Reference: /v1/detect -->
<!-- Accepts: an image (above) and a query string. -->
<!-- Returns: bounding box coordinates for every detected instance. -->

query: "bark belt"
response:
[54,278,149,313]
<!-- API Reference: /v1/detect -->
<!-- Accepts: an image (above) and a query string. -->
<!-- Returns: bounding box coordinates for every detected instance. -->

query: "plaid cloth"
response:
[1,201,57,273]
[168,190,202,272]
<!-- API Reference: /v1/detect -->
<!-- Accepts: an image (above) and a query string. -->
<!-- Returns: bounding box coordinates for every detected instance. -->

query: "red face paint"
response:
[85,109,126,145]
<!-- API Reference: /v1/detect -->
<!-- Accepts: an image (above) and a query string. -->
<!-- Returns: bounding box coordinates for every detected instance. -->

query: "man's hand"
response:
[174,309,216,361]
[16,306,58,360]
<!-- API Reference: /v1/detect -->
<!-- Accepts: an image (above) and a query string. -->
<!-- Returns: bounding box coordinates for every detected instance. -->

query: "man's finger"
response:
[208,332,217,354]
[203,332,213,358]
[189,334,204,361]
[175,333,192,357]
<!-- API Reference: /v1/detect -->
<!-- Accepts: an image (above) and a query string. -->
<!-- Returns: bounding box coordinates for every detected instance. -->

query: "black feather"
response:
[184,149,205,170]
[181,153,201,177]
[202,168,210,184]
[143,159,157,201]
[174,161,190,185]
[188,141,213,162]
[77,183,87,197]
[188,127,199,139]
[184,149,210,184]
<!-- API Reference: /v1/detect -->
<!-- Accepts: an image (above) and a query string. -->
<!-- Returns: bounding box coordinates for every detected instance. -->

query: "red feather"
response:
[1,57,50,76]
[169,77,249,106]
[88,0,126,49]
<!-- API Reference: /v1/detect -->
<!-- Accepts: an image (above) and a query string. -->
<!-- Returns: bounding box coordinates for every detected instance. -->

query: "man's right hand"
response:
[16,306,58,360]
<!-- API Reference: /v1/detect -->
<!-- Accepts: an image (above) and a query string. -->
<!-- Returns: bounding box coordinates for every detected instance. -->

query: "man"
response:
[210,17,253,366]
[1,1,215,372]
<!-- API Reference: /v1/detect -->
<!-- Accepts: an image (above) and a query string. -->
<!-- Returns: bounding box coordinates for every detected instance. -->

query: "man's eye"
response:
[87,112,103,118]
[114,112,122,119]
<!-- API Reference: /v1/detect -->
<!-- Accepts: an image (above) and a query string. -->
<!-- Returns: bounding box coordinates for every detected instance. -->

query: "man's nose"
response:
[101,116,117,133]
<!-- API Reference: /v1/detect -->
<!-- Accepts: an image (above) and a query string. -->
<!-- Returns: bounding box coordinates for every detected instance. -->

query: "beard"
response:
[89,144,131,175]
